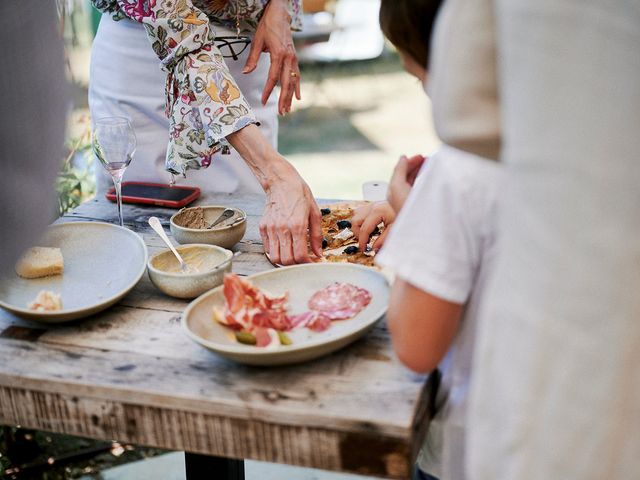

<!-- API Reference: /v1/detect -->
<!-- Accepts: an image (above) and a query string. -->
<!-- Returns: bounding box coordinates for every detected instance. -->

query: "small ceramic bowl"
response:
[147,244,233,299]
[170,205,247,249]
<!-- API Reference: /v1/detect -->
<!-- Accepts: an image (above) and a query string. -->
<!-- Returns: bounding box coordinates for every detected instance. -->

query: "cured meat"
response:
[214,274,292,332]
[289,310,332,332]
[308,282,371,320]
[213,275,372,348]
[306,311,332,332]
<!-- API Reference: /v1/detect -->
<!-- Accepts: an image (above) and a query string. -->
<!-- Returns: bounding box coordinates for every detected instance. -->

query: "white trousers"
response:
[89,14,277,195]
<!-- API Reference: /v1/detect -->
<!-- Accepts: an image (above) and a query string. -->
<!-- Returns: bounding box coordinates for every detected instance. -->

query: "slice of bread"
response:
[15,247,64,279]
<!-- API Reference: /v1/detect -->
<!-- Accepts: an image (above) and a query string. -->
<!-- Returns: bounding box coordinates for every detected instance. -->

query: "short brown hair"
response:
[379,0,443,69]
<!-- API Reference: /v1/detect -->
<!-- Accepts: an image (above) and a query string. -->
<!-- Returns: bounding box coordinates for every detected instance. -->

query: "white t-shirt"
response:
[376,145,503,480]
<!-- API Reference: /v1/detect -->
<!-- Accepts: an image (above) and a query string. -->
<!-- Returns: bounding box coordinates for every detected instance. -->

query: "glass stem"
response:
[113,176,124,227]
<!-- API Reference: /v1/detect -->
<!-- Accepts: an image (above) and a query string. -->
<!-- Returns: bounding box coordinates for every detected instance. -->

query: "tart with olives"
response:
[316,202,383,267]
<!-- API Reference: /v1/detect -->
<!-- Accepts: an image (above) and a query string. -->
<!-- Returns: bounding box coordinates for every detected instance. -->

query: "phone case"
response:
[105,182,201,209]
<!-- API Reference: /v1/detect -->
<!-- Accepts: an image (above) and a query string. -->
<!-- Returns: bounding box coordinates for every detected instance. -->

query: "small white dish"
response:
[148,244,233,299]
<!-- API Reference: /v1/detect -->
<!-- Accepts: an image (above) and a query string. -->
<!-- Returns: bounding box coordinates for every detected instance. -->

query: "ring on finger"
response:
[290,71,298,78]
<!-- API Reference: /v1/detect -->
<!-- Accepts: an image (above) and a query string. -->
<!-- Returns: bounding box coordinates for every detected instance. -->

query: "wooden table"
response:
[0,193,431,479]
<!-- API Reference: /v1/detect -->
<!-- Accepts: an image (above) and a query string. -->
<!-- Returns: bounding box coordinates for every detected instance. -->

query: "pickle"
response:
[278,331,292,346]
[235,331,257,345]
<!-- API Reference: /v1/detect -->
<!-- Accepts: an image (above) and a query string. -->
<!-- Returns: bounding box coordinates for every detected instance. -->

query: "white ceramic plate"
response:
[182,263,389,366]
[0,222,148,322]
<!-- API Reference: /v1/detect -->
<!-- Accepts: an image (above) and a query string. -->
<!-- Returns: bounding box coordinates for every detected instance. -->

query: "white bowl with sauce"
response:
[147,244,233,299]
[170,206,247,249]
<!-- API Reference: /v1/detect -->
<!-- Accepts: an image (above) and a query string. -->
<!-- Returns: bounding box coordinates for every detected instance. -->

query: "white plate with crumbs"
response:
[182,263,390,366]
[0,222,148,323]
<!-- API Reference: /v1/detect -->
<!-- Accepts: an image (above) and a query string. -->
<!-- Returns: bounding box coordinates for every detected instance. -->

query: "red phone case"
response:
[105,181,201,209]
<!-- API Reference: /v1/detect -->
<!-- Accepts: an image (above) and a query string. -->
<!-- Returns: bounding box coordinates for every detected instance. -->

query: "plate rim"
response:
[181,263,389,356]
[0,221,148,318]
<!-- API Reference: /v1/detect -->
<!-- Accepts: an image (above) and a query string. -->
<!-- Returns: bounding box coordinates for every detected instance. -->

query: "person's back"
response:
[377,145,502,479]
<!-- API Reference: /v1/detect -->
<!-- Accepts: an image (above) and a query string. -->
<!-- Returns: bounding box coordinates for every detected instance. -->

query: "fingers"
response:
[243,35,264,74]
[358,214,384,251]
[294,72,301,101]
[262,56,281,106]
[267,224,282,265]
[263,215,312,265]
[261,42,299,112]
[278,50,298,114]
[372,227,391,251]
[261,218,284,266]
[277,227,295,266]
[291,223,312,264]
[406,154,426,185]
[308,206,323,258]
[259,219,269,254]
[351,203,374,237]
[392,155,409,181]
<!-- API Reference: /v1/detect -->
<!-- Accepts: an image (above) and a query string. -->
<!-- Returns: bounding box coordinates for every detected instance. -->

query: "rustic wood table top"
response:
[0,193,430,479]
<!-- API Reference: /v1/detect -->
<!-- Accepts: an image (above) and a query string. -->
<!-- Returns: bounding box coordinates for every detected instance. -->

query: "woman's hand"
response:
[387,154,426,213]
[227,125,321,265]
[243,0,301,115]
[351,201,396,252]
[260,167,323,265]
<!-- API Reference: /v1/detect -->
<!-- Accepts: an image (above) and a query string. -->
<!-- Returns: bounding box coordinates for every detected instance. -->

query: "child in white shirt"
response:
[375,146,502,480]
[352,1,505,478]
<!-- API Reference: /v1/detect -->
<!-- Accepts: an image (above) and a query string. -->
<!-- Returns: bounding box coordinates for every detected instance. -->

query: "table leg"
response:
[184,452,245,480]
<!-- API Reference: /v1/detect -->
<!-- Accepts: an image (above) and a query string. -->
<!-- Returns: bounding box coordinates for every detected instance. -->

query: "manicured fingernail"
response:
[242,67,250,73]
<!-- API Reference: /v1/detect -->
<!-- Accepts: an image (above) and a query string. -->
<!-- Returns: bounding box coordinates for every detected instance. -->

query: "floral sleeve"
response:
[114,0,257,175]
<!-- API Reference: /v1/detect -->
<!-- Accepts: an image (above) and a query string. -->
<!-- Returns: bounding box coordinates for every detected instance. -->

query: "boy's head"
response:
[379,0,443,83]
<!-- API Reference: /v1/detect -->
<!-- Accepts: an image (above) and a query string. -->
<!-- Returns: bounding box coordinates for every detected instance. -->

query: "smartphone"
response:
[105,182,201,208]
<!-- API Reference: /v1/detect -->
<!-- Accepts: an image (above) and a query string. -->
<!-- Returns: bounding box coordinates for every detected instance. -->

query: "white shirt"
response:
[456,1,640,479]
[376,145,503,480]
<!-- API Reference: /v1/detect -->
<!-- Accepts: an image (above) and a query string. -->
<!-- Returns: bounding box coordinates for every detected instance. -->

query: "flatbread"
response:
[315,202,383,267]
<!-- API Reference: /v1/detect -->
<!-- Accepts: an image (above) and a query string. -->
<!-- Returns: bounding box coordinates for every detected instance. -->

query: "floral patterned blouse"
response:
[92,0,302,175]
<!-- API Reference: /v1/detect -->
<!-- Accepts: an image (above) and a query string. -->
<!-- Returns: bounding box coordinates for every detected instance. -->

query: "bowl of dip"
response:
[170,206,247,249]
[147,244,233,299]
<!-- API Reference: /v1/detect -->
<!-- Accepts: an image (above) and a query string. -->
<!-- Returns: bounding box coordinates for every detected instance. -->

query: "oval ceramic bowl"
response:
[182,263,390,366]
[0,222,148,323]
[170,206,247,249]
[147,244,233,299]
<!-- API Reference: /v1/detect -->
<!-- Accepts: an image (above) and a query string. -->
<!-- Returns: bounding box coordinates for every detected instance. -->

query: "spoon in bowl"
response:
[148,216,189,273]
[207,208,235,229]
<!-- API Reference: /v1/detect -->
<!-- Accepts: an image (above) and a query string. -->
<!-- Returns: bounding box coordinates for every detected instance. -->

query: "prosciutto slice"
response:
[214,273,292,332]
[308,282,371,320]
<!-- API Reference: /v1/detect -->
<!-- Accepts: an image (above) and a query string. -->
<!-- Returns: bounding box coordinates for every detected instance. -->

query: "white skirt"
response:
[89,14,277,195]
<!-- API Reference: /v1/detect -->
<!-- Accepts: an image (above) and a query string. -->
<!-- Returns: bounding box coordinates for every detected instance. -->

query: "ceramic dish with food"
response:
[0,222,148,323]
[182,263,389,366]
[170,205,246,249]
[148,244,233,299]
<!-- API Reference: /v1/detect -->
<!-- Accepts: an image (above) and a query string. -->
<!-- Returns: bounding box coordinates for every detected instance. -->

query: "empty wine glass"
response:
[92,117,136,227]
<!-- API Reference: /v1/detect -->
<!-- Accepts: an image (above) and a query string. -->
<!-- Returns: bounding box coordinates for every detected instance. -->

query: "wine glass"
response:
[92,117,136,227]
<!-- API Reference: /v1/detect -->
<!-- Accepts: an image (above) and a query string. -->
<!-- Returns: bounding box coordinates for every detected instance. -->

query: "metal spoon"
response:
[207,208,235,229]
[148,216,189,273]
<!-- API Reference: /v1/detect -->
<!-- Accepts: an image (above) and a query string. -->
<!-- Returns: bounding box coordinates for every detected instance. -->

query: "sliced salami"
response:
[308,282,371,320]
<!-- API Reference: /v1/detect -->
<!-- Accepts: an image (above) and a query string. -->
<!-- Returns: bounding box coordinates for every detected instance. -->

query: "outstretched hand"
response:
[243,0,301,115]
[259,167,322,265]
[387,154,426,213]
[351,201,396,252]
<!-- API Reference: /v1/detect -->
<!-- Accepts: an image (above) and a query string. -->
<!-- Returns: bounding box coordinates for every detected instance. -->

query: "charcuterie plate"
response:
[182,263,390,366]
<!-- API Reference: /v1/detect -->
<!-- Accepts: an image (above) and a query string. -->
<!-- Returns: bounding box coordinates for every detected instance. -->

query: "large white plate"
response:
[182,263,389,366]
[0,222,148,323]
